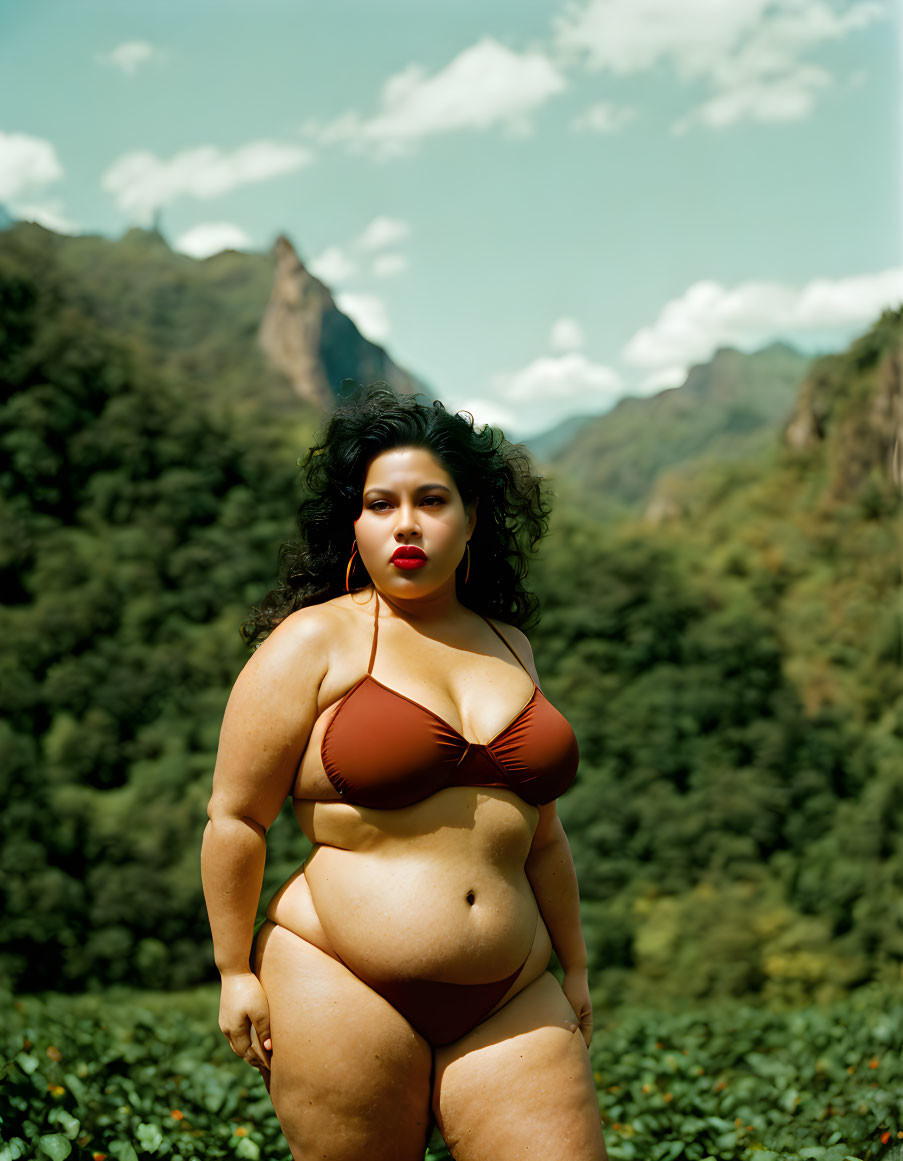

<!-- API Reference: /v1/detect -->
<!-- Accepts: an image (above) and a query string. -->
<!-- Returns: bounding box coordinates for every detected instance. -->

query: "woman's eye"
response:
[367,497,443,511]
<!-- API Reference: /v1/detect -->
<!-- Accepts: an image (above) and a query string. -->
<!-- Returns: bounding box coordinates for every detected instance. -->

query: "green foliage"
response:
[0,988,291,1160]
[2,221,902,1009]
[542,342,812,512]
[0,229,316,991]
[529,373,903,1000]
[590,985,902,1160]
[7,223,289,414]
[2,987,900,1161]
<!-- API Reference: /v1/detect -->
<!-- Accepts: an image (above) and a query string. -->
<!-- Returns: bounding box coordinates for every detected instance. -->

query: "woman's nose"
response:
[394,504,421,538]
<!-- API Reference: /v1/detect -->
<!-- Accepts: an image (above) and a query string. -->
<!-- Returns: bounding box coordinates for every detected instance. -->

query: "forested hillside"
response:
[539,341,812,518]
[0,226,315,989]
[1,220,900,1005]
[3,222,424,414]
[534,309,903,1002]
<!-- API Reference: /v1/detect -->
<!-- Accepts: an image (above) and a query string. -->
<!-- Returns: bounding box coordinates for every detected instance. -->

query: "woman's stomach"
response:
[268,786,540,984]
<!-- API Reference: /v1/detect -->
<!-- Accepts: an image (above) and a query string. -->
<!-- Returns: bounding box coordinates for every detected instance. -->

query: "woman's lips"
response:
[391,547,428,570]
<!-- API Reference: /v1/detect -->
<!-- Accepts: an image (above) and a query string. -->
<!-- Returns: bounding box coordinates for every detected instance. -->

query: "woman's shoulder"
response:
[480,610,531,648]
[481,613,538,679]
[267,597,337,636]
[247,598,352,679]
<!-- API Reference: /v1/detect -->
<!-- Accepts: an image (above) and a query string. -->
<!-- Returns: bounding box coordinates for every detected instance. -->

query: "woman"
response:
[201,384,608,1161]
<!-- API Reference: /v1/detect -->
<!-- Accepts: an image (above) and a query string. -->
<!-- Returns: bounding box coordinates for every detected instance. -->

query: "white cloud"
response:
[554,0,885,130]
[672,63,831,133]
[310,216,411,289]
[0,132,62,201]
[98,41,160,76]
[637,366,690,394]
[102,140,313,221]
[14,202,78,234]
[549,317,586,351]
[371,252,409,278]
[356,215,411,251]
[0,134,74,233]
[556,0,767,74]
[311,38,567,158]
[174,222,251,259]
[336,291,390,342]
[571,101,638,133]
[454,398,521,433]
[622,267,903,375]
[492,351,621,404]
[474,351,623,435]
[309,245,358,284]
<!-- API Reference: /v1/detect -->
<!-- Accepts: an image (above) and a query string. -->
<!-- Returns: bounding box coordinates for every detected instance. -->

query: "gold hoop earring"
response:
[464,542,471,585]
[345,541,358,592]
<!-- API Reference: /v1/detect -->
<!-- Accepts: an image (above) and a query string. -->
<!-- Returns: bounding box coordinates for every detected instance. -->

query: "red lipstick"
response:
[391,545,428,570]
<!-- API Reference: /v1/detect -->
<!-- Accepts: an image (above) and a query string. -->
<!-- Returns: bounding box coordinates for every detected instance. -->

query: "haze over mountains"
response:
[3,216,899,574]
[0,216,834,494]
[2,215,901,1001]
[0,218,423,418]
[533,342,813,519]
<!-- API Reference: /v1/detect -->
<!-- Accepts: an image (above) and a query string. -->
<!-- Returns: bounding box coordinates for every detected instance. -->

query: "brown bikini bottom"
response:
[260,919,525,1047]
[347,961,525,1046]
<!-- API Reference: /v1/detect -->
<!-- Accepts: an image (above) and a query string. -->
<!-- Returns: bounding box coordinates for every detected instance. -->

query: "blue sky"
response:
[1,0,899,436]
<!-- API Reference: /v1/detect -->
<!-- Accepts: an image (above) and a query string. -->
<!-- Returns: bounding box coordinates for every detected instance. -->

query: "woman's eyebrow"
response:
[364,483,452,497]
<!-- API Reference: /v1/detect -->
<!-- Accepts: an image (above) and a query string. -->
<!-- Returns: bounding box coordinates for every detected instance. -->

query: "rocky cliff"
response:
[258,235,424,408]
[0,221,426,418]
[783,307,903,500]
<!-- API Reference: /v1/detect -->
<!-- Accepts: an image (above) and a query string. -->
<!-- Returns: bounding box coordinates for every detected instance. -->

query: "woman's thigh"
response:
[254,921,433,1161]
[432,972,608,1161]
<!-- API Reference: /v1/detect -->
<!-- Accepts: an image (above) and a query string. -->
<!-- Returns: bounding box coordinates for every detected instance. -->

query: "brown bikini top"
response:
[320,592,579,810]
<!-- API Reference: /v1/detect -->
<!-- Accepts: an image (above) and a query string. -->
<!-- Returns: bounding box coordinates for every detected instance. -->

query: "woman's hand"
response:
[219,971,273,1074]
[562,967,593,1047]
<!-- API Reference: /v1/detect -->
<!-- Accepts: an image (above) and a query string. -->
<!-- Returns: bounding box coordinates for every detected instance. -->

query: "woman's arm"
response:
[525,801,593,1046]
[200,606,332,1071]
[493,623,593,1042]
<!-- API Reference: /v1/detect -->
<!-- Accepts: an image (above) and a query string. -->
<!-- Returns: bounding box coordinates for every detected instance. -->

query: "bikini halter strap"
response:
[367,590,380,675]
[367,590,529,682]
[480,614,531,677]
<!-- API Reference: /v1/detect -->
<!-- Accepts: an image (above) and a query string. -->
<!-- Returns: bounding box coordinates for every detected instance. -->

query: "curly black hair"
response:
[242,382,553,645]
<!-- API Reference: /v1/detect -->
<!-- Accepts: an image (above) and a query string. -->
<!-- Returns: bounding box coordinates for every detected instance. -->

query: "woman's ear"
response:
[466,497,478,538]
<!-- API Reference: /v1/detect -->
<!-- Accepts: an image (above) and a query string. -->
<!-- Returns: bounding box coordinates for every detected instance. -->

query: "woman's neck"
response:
[372,582,467,626]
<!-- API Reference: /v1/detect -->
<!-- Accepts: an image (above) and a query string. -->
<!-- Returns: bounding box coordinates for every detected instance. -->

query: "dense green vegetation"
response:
[9,224,423,416]
[1,988,286,1161]
[3,987,900,1160]
[539,341,811,514]
[1,220,901,1018]
[3,224,288,414]
[0,226,317,991]
[532,311,903,1005]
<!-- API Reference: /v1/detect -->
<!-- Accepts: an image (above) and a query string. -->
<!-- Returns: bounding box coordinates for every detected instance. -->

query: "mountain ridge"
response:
[533,340,813,517]
[0,220,428,416]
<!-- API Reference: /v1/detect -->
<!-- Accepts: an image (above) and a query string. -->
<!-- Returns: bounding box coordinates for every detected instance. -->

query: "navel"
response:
[465,889,476,906]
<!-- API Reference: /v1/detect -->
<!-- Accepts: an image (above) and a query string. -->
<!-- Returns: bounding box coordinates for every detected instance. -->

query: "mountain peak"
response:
[258,231,427,407]
[258,234,335,408]
[537,341,812,515]
[783,306,903,498]
[272,233,306,270]
[120,225,171,251]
